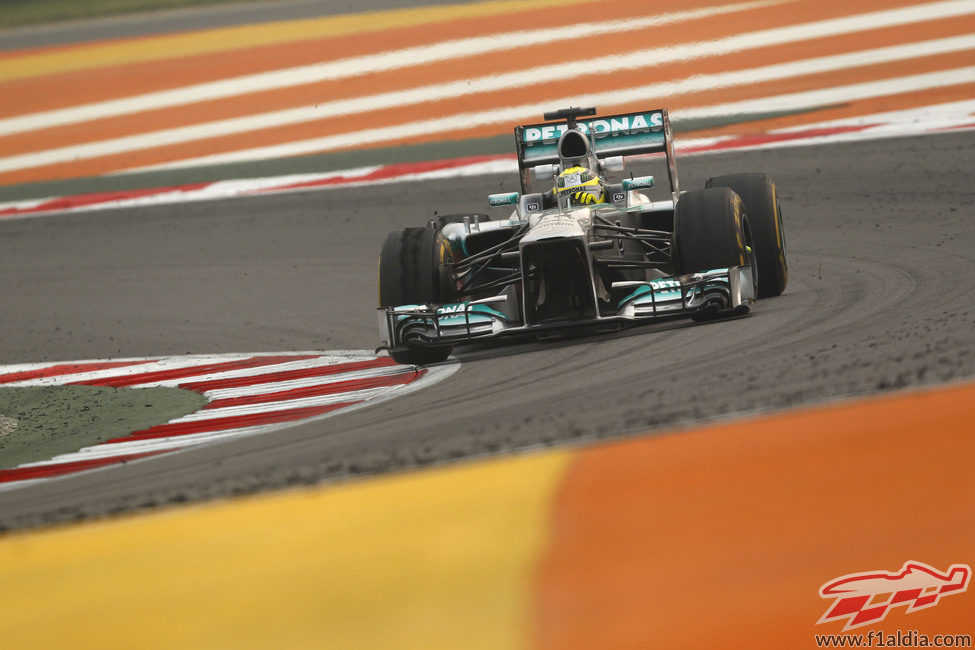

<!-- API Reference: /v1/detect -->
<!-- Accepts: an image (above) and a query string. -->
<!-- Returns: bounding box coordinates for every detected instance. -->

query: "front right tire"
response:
[674,187,749,274]
[674,188,754,321]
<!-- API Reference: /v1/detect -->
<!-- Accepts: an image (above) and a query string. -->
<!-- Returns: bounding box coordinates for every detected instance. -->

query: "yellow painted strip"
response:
[0,0,591,84]
[0,450,572,650]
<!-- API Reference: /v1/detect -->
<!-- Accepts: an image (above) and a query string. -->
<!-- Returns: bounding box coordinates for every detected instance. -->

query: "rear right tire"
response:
[706,173,788,298]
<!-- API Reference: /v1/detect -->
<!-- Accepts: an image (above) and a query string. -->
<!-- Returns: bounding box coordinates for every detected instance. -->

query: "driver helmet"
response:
[555,166,605,206]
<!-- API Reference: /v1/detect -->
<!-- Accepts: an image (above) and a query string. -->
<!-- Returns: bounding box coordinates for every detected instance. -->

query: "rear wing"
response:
[513,108,679,198]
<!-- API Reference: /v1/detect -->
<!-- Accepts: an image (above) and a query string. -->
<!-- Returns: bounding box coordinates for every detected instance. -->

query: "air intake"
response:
[558,130,590,159]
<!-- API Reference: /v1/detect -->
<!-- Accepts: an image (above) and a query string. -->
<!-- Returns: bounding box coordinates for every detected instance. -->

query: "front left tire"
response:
[378,226,453,365]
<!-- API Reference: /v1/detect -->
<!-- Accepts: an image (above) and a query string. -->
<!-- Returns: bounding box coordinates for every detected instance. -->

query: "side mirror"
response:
[622,175,654,191]
[533,164,557,181]
[488,192,520,206]
[600,156,625,173]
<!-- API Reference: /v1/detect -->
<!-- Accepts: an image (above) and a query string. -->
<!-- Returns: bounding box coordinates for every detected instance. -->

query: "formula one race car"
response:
[378,107,787,364]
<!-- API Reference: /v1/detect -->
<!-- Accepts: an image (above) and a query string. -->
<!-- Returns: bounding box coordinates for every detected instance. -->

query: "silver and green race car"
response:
[377,106,788,365]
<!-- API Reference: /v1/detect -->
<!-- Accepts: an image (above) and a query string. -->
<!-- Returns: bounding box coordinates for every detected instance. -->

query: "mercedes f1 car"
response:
[378,107,788,365]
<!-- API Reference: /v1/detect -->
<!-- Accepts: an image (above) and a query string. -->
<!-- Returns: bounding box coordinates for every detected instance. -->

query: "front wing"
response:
[378,267,754,352]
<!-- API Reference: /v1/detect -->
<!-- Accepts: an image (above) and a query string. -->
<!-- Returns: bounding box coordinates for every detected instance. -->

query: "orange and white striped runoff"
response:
[0,0,973,186]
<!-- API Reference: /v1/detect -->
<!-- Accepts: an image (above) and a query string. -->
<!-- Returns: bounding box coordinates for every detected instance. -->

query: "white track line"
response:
[135,64,975,172]
[0,352,380,387]
[198,366,416,400]
[8,30,974,176]
[127,357,400,389]
[33,425,275,462]
[0,355,191,377]
[774,97,975,130]
[674,67,975,120]
[0,1,779,137]
[170,386,404,422]
[2,101,971,221]
[1,355,254,387]
[4,26,974,176]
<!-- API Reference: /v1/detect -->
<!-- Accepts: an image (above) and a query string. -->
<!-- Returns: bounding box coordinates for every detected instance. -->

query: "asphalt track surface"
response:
[1,132,974,531]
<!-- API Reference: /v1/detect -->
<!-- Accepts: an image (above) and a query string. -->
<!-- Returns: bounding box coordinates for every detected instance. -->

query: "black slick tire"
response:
[674,187,748,274]
[706,173,787,298]
[674,188,753,322]
[378,227,452,365]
